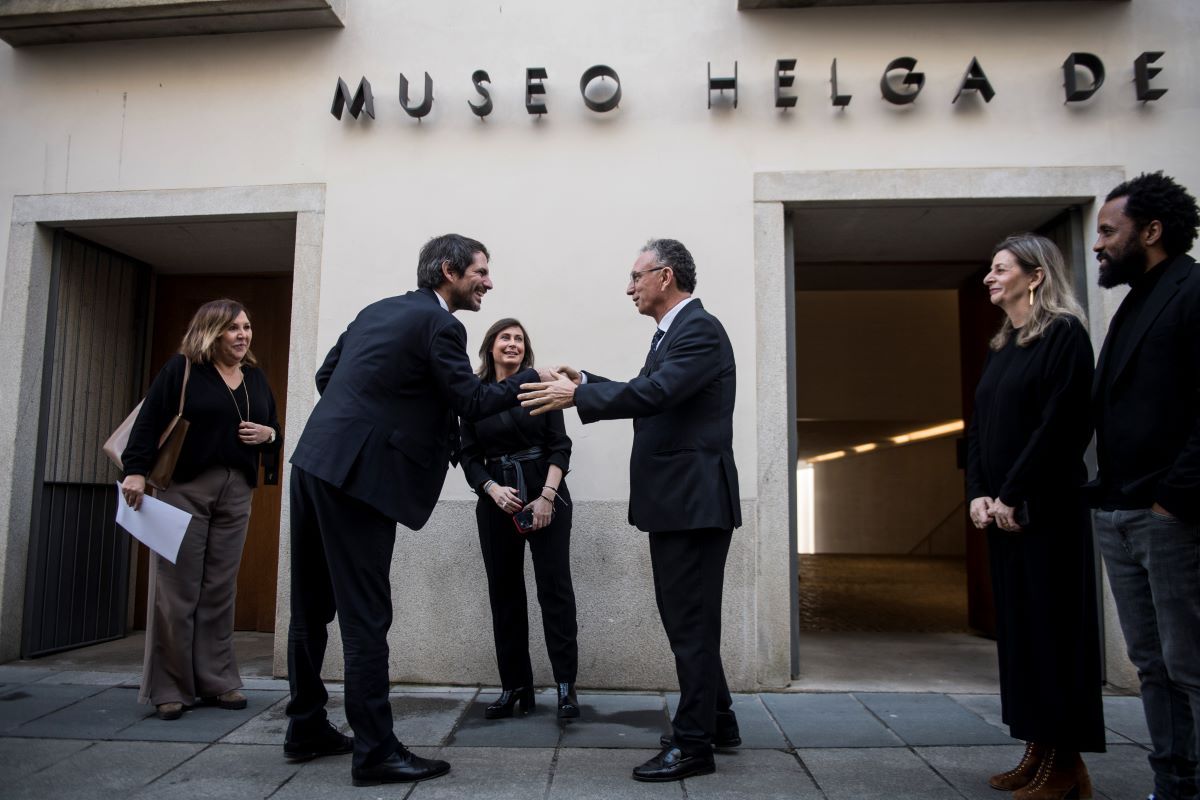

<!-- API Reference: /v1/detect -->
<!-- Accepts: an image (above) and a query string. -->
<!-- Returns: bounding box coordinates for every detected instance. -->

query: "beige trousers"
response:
[139,466,253,706]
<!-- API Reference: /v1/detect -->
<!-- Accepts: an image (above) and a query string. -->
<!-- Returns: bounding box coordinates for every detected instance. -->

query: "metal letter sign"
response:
[830,59,851,108]
[881,57,924,105]
[1135,52,1167,102]
[526,68,548,115]
[775,59,797,109]
[1063,53,1104,102]
[470,70,493,117]
[708,62,737,109]
[579,65,622,112]
[953,57,995,103]
[331,76,374,120]
[398,72,434,118]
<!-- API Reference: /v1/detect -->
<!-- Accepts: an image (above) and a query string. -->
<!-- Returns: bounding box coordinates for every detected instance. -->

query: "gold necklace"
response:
[224,369,250,423]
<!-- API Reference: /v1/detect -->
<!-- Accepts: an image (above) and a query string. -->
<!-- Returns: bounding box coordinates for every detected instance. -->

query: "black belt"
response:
[485,446,545,503]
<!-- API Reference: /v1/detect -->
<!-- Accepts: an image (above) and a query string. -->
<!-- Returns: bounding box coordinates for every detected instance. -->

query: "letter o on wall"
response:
[579,65,622,113]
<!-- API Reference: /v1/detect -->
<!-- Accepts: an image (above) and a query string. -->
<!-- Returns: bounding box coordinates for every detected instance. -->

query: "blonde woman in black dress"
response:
[460,318,579,719]
[967,234,1104,799]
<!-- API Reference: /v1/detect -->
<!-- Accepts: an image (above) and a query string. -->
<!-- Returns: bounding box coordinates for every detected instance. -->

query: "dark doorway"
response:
[22,216,296,659]
[791,202,1085,641]
[22,233,151,657]
[131,275,292,633]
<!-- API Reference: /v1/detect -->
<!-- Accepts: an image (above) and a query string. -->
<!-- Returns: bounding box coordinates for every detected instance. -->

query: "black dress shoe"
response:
[557,683,580,719]
[632,745,715,782]
[658,728,742,750]
[484,687,535,719]
[350,747,450,786]
[283,721,354,762]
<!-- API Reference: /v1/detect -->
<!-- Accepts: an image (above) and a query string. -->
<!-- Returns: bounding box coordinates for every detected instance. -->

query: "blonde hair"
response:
[179,298,257,366]
[989,234,1087,350]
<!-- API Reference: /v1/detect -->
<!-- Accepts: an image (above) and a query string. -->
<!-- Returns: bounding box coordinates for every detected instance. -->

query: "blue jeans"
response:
[1095,508,1200,800]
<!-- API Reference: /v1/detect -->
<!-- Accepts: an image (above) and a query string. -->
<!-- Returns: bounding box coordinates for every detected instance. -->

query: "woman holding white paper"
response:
[121,299,280,721]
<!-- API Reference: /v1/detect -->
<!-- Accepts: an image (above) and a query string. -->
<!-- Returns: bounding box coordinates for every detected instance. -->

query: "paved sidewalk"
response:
[0,664,1152,799]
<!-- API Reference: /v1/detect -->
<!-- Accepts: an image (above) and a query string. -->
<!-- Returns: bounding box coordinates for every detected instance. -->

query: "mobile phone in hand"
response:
[512,508,535,534]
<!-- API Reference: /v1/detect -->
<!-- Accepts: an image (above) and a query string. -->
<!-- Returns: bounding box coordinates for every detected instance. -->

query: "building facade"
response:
[1,0,1195,691]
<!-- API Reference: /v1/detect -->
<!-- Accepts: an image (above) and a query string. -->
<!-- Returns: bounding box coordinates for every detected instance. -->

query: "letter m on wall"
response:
[331,77,374,120]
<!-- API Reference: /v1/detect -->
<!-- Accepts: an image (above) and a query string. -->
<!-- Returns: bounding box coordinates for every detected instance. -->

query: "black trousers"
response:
[648,527,735,755]
[285,466,400,769]
[477,492,577,688]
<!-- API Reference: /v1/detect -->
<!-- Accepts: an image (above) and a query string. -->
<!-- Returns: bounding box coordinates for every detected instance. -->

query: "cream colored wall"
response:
[2,1,1197,686]
[2,1,1198,499]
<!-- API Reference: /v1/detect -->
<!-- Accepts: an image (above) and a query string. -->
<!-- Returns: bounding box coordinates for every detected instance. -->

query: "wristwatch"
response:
[267,429,276,444]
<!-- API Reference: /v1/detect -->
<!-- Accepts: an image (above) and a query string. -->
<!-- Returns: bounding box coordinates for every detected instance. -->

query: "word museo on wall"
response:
[329,52,1167,121]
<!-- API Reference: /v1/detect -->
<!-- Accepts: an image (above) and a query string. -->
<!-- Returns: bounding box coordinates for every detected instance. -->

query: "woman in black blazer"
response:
[460,318,579,720]
[967,234,1104,799]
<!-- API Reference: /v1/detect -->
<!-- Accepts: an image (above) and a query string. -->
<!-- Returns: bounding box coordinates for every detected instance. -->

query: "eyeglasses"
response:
[628,265,667,284]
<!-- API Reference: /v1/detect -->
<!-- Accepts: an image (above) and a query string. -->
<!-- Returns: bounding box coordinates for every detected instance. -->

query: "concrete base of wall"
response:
[274,499,766,691]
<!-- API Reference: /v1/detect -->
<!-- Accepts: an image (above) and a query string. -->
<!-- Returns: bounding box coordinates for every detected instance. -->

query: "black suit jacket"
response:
[290,288,537,529]
[575,299,741,533]
[1090,253,1200,521]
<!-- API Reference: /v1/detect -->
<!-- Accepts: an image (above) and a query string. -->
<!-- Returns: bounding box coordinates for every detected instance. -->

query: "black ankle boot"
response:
[484,687,535,719]
[557,683,580,719]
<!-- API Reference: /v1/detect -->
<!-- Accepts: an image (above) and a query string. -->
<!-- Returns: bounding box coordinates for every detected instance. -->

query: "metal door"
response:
[22,232,151,657]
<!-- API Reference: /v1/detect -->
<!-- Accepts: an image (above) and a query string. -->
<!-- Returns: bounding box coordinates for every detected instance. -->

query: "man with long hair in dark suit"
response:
[283,234,550,787]
[520,238,742,782]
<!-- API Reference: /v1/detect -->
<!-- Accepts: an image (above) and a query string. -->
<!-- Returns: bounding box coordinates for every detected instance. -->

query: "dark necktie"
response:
[642,328,665,373]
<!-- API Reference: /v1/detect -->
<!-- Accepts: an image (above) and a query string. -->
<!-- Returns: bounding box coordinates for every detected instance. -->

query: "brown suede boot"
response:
[1012,748,1093,800]
[989,742,1044,790]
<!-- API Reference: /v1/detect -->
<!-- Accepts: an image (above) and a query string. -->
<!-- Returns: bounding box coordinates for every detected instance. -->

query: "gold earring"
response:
[1028,286,1035,306]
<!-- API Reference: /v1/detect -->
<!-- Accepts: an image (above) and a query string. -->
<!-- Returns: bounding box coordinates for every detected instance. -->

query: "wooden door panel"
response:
[133,275,291,632]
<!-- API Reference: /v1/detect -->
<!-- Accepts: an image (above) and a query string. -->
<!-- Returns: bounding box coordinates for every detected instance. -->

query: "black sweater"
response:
[123,354,281,488]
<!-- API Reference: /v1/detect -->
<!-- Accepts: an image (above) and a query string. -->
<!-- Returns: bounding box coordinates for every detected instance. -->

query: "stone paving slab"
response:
[32,669,142,687]
[1086,743,1155,800]
[0,736,93,779]
[560,693,668,749]
[220,692,351,745]
[687,748,823,799]
[129,742,303,800]
[410,746,552,800]
[269,751,369,800]
[549,747,684,800]
[952,693,1142,745]
[393,691,476,746]
[0,665,55,686]
[915,744,1033,800]
[1101,695,1152,746]
[448,689,561,747]
[760,692,902,748]
[665,692,788,749]
[0,682,106,733]
[917,743,1154,800]
[798,746,962,799]
[15,685,151,739]
[855,692,1014,746]
[111,689,288,742]
[1,740,204,800]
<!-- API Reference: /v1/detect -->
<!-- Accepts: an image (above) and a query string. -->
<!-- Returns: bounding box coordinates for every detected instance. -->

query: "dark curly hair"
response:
[1106,172,1200,258]
[641,238,697,293]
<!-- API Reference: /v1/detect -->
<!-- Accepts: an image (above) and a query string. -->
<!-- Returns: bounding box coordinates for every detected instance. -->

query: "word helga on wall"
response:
[330,52,1167,121]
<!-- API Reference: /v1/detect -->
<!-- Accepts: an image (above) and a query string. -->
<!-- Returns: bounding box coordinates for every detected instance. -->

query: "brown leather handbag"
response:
[102,359,192,490]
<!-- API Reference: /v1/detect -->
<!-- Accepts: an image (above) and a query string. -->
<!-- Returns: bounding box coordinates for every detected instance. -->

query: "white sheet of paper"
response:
[114,482,191,564]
